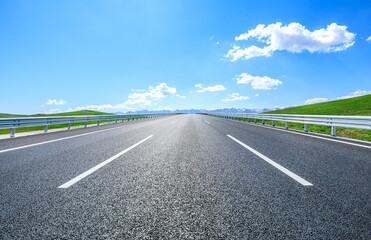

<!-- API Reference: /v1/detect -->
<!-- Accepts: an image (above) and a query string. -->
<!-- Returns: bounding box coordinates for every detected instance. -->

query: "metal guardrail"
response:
[0,113,181,137]
[200,113,371,137]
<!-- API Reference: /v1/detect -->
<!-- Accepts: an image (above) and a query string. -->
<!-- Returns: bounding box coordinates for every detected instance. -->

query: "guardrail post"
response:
[108,120,110,124]
[115,119,117,123]
[304,124,308,132]
[68,123,71,130]
[97,121,100,126]
[85,122,87,128]
[248,118,250,123]
[262,119,265,125]
[331,126,336,136]
[272,120,275,127]
[10,128,15,137]
[285,122,288,129]
[254,118,256,124]
[44,125,48,133]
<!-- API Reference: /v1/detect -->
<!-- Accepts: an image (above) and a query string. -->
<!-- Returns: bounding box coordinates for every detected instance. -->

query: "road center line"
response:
[204,120,210,124]
[58,135,153,188]
[171,121,177,124]
[0,125,129,154]
[227,135,313,186]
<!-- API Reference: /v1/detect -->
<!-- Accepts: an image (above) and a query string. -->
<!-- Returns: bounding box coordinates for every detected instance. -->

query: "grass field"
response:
[264,94,371,116]
[248,95,371,141]
[0,110,121,135]
[0,110,114,118]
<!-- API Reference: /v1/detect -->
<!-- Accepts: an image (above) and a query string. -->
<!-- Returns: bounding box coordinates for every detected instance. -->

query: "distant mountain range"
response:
[114,107,282,115]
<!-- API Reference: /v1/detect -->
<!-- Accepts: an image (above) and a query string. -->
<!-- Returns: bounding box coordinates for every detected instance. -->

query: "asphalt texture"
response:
[1,114,370,239]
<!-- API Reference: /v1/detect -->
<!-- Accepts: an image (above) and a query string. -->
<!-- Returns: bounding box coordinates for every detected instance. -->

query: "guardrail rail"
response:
[200,112,371,138]
[0,113,182,138]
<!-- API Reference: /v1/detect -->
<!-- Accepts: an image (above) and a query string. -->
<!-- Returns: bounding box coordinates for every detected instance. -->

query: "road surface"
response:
[1,114,370,239]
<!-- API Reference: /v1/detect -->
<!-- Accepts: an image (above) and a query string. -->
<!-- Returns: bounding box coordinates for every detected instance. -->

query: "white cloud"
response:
[226,45,272,61]
[176,94,186,99]
[216,41,220,45]
[126,83,176,105]
[255,94,259,96]
[236,73,282,90]
[46,99,67,105]
[73,103,136,112]
[337,90,371,99]
[196,84,227,92]
[45,108,62,114]
[226,22,355,61]
[305,97,328,104]
[222,93,249,102]
[194,83,202,88]
[72,83,177,112]
[367,36,371,42]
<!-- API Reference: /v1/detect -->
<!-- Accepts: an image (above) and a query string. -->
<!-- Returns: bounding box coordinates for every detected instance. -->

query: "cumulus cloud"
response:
[337,90,371,99]
[45,99,67,105]
[236,73,282,90]
[73,103,136,112]
[45,108,62,114]
[226,45,272,61]
[176,94,186,99]
[72,83,177,112]
[305,97,328,104]
[226,22,356,61]
[196,84,227,92]
[222,93,249,102]
[126,83,176,105]
[367,36,371,42]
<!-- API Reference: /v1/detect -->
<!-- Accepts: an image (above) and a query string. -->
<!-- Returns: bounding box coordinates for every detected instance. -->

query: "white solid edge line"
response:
[227,135,313,186]
[0,125,128,154]
[204,120,210,124]
[58,135,153,188]
[223,118,371,150]
[171,121,177,124]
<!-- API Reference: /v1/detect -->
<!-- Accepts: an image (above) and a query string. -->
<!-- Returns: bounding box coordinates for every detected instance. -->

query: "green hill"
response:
[0,110,114,118]
[258,94,371,141]
[264,94,371,116]
[0,110,117,135]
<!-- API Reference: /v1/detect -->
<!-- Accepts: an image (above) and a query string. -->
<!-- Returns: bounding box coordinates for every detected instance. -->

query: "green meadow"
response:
[253,95,371,141]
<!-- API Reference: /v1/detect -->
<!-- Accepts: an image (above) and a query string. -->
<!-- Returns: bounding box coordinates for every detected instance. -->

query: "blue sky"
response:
[0,0,370,114]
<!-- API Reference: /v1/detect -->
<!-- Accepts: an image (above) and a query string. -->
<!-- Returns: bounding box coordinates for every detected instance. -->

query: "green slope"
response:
[0,110,117,135]
[0,110,114,118]
[264,94,371,116]
[254,94,370,141]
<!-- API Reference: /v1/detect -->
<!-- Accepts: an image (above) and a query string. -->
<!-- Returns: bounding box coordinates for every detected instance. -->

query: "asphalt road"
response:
[1,114,370,239]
